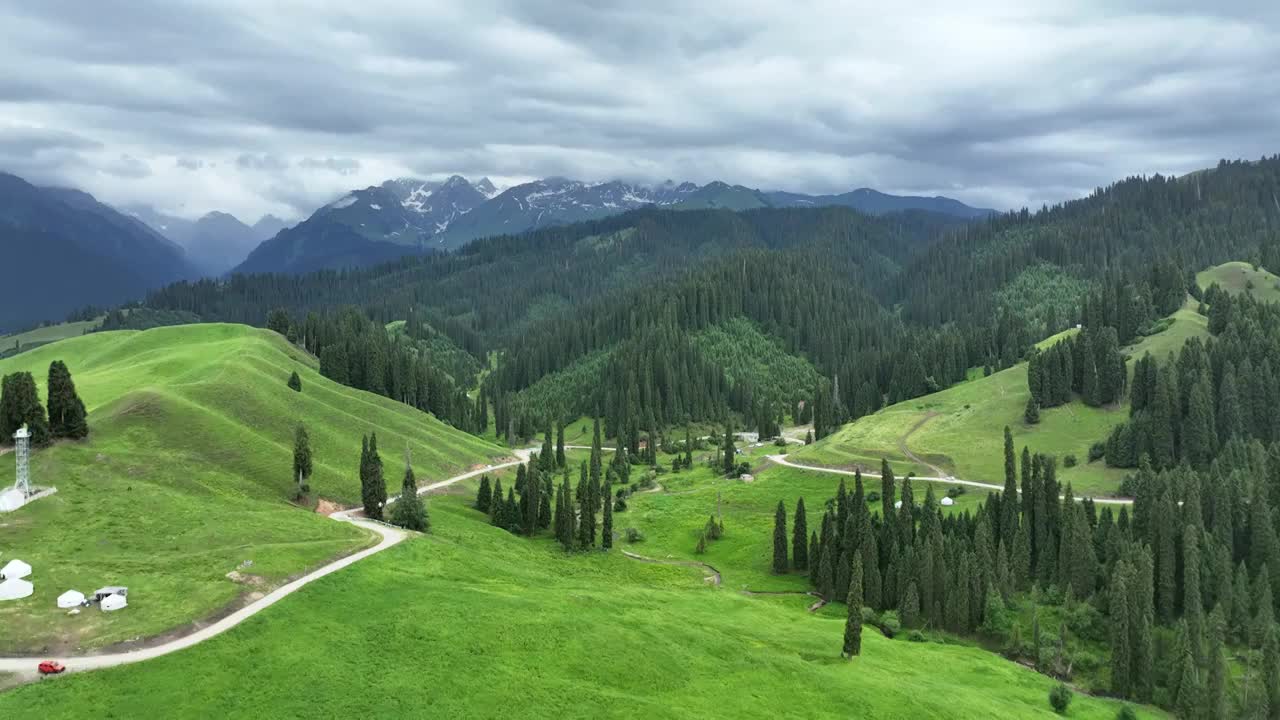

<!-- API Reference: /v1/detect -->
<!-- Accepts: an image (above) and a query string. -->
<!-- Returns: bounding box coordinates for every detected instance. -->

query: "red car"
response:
[38,661,65,675]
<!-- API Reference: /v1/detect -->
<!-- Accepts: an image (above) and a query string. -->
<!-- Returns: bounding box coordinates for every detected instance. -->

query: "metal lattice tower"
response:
[13,425,30,496]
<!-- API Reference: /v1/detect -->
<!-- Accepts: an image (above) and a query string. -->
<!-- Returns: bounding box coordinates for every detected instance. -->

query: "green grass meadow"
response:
[0,324,508,652]
[0,488,1160,719]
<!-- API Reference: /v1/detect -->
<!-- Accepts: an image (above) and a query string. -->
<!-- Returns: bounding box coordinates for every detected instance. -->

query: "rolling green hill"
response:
[0,324,507,652]
[793,297,1210,496]
[1197,260,1280,304]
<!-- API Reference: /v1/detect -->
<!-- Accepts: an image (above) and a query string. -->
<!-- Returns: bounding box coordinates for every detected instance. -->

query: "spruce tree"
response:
[1264,625,1280,720]
[900,581,920,628]
[772,501,789,573]
[1183,525,1205,664]
[590,418,604,483]
[47,361,88,440]
[292,425,313,498]
[792,497,809,571]
[722,425,737,476]
[843,553,864,658]
[1109,564,1133,697]
[577,465,595,548]
[476,475,492,512]
[1002,427,1019,551]
[489,478,503,525]
[1206,605,1229,720]
[817,544,834,600]
[390,452,428,532]
[287,370,302,392]
[555,422,566,468]
[808,531,821,585]
[1024,397,1040,424]
[0,372,50,446]
[359,435,382,520]
[601,482,613,550]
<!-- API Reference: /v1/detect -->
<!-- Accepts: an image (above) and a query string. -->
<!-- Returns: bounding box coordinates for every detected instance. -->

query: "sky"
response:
[1,0,1278,222]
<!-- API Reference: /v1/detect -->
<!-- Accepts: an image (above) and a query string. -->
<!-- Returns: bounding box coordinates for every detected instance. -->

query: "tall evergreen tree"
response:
[292,425,312,498]
[555,422,566,468]
[722,425,737,476]
[601,481,614,550]
[1109,563,1133,698]
[475,475,492,513]
[843,553,864,658]
[390,451,428,532]
[0,372,49,446]
[1206,605,1229,720]
[772,500,789,574]
[46,361,88,440]
[793,497,809,571]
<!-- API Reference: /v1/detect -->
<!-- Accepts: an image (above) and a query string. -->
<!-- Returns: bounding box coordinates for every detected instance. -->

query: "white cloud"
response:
[0,0,1277,220]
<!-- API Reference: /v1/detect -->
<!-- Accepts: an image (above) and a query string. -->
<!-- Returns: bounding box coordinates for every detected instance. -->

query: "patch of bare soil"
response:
[314,498,343,516]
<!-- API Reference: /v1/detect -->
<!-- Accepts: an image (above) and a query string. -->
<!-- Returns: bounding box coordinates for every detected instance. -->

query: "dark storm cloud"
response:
[0,0,1277,219]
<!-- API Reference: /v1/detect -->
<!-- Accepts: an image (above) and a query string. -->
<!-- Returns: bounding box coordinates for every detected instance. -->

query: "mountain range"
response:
[0,172,197,332]
[234,175,994,275]
[125,206,288,276]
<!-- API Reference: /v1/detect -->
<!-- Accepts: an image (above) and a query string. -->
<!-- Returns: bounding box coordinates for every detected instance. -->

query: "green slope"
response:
[0,324,507,652]
[793,299,1210,496]
[1197,260,1280,304]
[0,491,1158,719]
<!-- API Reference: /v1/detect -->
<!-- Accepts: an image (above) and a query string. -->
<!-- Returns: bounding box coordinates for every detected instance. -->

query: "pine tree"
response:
[476,475,492,512]
[843,553,864,658]
[1109,563,1133,697]
[817,544,834,600]
[590,418,604,484]
[1024,397,1040,424]
[577,464,595,548]
[292,425,312,498]
[540,425,554,472]
[1002,426,1019,551]
[555,422,566,468]
[901,581,920,628]
[287,370,302,392]
[601,482,613,550]
[46,361,88,440]
[1264,625,1280,720]
[722,425,737,476]
[1206,605,1229,720]
[489,478,503,525]
[1183,525,1205,664]
[0,371,50,446]
[772,500,789,573]
[390,452,428,532]
[792,497,809,571]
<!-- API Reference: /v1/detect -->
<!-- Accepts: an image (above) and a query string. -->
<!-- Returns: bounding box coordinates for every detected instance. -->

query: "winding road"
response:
[0,448,533,679]
[764,453,1133,505]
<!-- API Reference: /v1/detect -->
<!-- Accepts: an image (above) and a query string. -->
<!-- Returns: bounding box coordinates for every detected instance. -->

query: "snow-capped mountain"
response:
[233,174,994,275]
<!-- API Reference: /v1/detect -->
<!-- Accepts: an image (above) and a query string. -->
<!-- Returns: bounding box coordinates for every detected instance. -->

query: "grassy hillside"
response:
[1197,260,1280,303]
[793,299,1210,496]
[0,324,507,652]
[0,488,1157,719]
[0,317,102,358]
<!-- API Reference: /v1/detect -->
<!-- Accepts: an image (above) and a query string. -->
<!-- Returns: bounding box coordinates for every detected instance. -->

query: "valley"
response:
[3,157,1280,720]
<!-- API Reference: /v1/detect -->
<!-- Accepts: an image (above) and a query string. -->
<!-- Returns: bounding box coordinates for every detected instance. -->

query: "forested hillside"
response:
[129,157,1280,450]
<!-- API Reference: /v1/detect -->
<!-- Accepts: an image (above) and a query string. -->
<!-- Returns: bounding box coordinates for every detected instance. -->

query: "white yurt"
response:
[940,496,955,507]
[57,590,86,609]
[101,594,128,612]
[0,578,34,601]
[1,558,32,580]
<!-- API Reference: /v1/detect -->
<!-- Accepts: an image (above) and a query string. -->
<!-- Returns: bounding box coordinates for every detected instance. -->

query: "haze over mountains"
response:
[125,205,288,276]
[0,171,197,333]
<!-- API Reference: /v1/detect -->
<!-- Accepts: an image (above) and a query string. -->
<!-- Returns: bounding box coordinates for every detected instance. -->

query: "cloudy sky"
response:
[2,0,1278,222]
